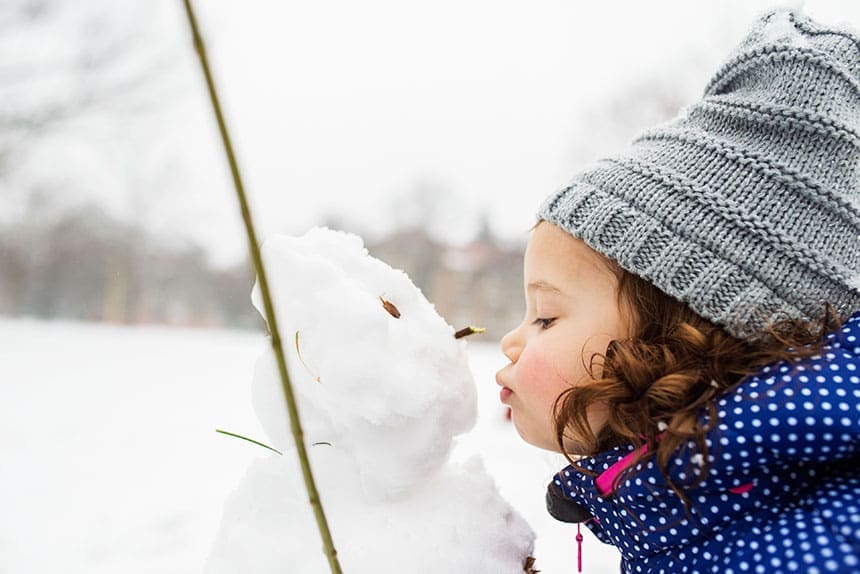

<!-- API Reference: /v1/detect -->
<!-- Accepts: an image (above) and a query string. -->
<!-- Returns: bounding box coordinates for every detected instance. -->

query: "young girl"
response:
[497,10,860,574]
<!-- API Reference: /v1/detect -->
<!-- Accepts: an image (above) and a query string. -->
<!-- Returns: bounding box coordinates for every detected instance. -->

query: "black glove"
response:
[545,480,592,524]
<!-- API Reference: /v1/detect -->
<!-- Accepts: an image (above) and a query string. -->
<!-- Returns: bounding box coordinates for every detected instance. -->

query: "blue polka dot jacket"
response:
[549,311,860,573]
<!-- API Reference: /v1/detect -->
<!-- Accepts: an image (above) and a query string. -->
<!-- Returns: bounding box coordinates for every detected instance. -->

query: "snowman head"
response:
[250,227,477,499]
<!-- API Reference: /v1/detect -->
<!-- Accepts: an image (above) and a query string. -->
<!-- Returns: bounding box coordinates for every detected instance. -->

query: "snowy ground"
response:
[0,318,621,573]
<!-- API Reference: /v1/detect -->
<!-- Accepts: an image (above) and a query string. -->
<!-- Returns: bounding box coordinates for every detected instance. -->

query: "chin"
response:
[511,418,535,446]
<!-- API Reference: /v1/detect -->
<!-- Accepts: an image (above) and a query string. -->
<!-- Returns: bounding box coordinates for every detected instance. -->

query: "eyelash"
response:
[532,317,556,330]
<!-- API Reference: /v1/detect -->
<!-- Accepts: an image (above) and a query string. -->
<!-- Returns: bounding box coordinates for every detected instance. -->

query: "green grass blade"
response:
[216,428,283,455]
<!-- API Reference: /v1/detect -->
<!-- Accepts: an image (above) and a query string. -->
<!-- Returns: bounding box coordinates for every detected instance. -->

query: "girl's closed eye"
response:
[533,317,556,329]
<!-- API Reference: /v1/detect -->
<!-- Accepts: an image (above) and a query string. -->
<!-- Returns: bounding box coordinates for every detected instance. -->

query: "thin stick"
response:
[454,326,486,339]
[179,2,343,572]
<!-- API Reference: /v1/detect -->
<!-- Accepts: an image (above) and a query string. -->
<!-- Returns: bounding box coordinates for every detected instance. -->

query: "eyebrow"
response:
[527,280,562,294]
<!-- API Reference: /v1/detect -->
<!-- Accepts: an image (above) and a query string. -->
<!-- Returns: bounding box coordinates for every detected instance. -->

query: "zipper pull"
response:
[576,522,584,572]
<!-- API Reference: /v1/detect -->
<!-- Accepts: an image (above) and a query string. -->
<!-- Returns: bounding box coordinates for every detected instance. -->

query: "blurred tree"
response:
[0,0,171,138]
[565,56,709,169]
[0,199,260,328]
[0,0,187,229]
[0,1,244,327]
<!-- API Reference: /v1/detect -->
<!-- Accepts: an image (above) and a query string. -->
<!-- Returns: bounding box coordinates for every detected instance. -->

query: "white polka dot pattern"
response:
[552,311,860,573]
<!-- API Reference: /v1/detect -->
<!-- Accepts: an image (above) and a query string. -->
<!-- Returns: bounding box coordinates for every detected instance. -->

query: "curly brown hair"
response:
[553,265,840,507]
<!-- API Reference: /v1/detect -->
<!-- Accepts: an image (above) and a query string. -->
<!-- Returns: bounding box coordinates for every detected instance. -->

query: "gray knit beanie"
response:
[538,10,860,340]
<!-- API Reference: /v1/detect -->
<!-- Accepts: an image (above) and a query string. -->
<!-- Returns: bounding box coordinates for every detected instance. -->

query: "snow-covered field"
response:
[0,318,620,573]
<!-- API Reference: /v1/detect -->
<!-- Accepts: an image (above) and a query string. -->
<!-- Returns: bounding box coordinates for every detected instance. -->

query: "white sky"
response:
[7,0,860,265]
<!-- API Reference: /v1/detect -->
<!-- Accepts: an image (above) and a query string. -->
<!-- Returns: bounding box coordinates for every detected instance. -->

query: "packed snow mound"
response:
[250,227,477,497]
[208,451,535,574]
[206,227,535,573]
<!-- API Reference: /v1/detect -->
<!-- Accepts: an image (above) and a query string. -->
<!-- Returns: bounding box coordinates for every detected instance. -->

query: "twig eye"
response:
[379,296,401,318]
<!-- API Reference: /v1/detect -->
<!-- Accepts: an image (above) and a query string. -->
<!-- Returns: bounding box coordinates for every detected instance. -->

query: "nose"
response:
[500,323,523,364]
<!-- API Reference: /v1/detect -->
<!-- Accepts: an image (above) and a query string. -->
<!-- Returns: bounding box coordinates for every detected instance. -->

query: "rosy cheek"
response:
[515,346,565,399]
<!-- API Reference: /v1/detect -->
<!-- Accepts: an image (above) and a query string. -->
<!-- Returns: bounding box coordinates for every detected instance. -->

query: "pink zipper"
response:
[595,444,649,495]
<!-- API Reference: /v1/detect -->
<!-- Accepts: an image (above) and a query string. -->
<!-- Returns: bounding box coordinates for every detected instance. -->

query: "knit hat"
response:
[538,10,860,340]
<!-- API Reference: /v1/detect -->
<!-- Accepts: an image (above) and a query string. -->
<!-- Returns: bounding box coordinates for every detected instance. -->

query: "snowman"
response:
[206,227,535,573]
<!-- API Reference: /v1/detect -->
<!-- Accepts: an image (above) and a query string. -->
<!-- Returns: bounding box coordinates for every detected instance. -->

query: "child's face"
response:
[497,222,630,453]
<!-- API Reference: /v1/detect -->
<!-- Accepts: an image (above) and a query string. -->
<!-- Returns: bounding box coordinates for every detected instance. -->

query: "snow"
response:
[0,236,623,571]
[759,9,809,47]
[0,320,266,573]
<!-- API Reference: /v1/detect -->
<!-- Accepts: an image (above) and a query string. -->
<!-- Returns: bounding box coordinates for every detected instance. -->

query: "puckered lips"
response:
[495,371,513,403]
